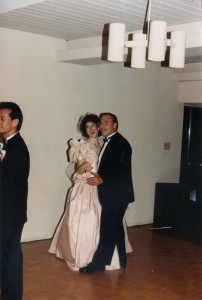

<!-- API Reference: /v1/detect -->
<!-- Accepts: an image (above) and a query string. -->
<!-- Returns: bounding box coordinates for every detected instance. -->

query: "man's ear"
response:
[12,119,19,128]
[113,122,118,130]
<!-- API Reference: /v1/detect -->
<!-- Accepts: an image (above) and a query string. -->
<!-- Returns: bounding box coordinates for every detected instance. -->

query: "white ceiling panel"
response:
[0,0,201,40]
[0,0,201,63]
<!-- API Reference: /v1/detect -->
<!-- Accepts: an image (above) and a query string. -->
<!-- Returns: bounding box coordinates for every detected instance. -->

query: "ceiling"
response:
[0,0,201,63]
[0,0,201,40]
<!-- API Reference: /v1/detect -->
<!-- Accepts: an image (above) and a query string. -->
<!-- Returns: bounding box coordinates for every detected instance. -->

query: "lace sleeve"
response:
[68,138,86,162]
[68,138,80,163]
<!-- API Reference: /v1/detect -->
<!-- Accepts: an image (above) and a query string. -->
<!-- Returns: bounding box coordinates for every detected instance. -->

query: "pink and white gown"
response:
[49,138,133,271]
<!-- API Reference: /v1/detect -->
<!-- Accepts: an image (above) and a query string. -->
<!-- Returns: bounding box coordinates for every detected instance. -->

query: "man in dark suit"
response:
[0,102,30,300]
[79,112,134,273]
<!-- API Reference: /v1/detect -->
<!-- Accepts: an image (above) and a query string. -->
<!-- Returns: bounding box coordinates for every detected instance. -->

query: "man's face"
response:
[0,109,18,138]
[99,114,117,137]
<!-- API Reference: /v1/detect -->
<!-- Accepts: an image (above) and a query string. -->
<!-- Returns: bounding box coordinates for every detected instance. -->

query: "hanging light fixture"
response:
[107,0,186,68]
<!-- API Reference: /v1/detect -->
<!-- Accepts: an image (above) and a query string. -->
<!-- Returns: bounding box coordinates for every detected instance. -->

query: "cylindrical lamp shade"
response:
[148,20,167,61]
[107,23,125,62]
[131,33,147,68]
[169,31,186,68]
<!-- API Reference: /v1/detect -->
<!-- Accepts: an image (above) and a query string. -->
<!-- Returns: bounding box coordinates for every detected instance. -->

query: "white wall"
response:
[0,27,184,241]
[175,63,202,103]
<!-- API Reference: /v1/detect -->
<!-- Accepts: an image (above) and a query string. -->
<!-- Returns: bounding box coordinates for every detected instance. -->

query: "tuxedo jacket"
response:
[0,133,30,229]
[98,132,134,209]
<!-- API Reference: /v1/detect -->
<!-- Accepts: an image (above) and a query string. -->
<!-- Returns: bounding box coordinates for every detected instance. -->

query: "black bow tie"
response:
[103,137,111,143]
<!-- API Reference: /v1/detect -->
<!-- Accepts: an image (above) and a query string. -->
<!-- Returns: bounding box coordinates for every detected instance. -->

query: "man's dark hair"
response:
[0,101,23,130]
[79,113,100,138]
[99,112,119,129]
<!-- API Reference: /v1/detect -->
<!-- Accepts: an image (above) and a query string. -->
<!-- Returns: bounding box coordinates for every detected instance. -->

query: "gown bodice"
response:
[69,138,101,180]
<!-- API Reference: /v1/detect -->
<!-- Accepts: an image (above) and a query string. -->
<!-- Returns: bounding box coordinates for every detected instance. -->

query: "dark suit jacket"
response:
[98,132,134,208]
[0,132,30,229]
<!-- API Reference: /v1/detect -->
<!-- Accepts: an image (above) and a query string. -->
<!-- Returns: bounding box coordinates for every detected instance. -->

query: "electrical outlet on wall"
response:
[164,142,171,150]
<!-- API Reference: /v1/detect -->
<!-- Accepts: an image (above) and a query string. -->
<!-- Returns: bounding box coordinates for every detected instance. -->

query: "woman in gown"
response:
[49,114,132,271]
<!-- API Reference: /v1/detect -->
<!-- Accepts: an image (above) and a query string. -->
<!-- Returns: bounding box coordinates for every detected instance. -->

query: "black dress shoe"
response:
[120,261,127,269]
[79,262,105,274]
[120,257,127,269]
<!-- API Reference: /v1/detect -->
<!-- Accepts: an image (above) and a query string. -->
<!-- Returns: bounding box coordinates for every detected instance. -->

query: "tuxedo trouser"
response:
[0,224,24,300]
[92,202,128,267]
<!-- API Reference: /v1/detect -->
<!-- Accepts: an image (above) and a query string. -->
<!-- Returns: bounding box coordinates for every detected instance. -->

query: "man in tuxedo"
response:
[79,112,134,273]
[0,102,30,300]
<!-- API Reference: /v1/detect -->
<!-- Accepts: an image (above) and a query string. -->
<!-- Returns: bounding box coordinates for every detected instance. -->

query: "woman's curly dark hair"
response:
[78,113,100,138]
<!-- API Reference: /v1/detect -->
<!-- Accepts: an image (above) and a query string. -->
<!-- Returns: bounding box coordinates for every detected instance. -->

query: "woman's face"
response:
[86,122,98,138]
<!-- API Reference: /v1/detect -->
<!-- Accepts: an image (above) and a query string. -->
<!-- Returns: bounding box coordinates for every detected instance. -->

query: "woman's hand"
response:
[83,162,93,173]
[76,160,93,174]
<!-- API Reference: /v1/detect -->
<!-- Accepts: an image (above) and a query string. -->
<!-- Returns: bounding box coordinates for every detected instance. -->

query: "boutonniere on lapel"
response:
[0,142,6,161]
